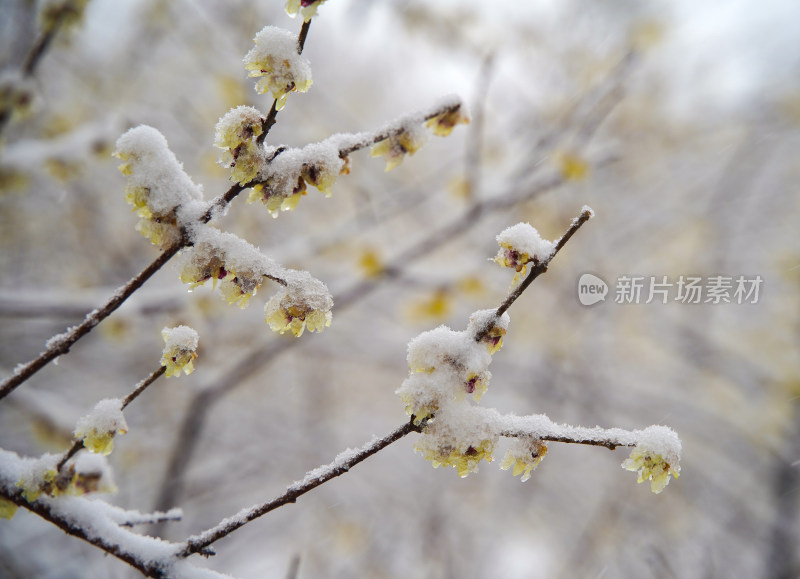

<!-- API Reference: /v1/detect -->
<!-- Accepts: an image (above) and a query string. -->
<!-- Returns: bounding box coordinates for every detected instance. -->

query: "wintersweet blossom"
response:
[622,448,680,494]
[114,126,202,247]
[285,0,328,22]
[501,438,548,482]
[248,175,307,218]
[493,222,555,286]
[74,399,128,456]
[161,326,199,378]
[214,106,267,185]
[370,126,427,171]
[264,294,332,337]
[0,497,17,519]
[218,269,264,309]
[178,243,228,289]
[243,26,313,110]
[425,107,470,137]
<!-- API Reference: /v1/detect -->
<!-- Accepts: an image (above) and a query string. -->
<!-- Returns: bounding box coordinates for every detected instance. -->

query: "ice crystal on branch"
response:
[161,326,199,378]
[244,26,312,110]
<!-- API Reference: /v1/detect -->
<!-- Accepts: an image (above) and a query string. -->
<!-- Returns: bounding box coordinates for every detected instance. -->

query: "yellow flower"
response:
[425,107,470,137]
[357,248,384,279]
[179,247,228,289]
[161,326,199,378]
[416,439,495,478]
[214,106,266,185]
[74,399,128,457]
[244,26,313,109]
[555,151,589,181]
[79,428,117,455]
[265,294,332,337]
[622,448,680,494]
[397,388,437,426]
[218,270,263,309]
[370,128,427,171]
[483,325,506,355]
[285,0,328,22]
[302,162,338,197]
[0,497,17,519]
[17,468,57,502]
[135,216,180,247]
[248,178,307,218]
[501,439,548,482]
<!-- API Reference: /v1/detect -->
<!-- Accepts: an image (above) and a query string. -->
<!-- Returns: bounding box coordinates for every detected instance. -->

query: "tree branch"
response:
[178,417,424,557]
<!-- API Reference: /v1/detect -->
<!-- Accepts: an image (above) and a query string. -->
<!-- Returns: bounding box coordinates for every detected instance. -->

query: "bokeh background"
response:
[1,0,799,577]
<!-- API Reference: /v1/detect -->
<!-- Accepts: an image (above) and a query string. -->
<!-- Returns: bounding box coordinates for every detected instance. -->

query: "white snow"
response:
[161,325,199,353]
[496,223,555,262]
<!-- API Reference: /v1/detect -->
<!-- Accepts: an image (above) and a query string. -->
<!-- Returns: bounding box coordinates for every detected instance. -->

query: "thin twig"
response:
[121,365,167,410]
[55,365,167,472]
[0,243,182,401]
[178,417,424,557]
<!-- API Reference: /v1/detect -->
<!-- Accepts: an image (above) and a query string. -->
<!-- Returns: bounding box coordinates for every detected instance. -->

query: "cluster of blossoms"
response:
[114,126,204,247]
[285,0,328,22]
[370,102,470,171]
[2,451,115,520]
[246,142,345,217]
[399,215,681,491]
[244,26,312,110]
[396,310,510,477]
[161,325,199,377]
[493,222,555,286]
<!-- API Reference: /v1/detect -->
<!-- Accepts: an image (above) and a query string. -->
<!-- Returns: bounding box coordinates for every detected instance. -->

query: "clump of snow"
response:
[114,125,203,217]
[161,325,199,353]
[243,26,312,106]
[496,222,555,263]
[74,399,127,439]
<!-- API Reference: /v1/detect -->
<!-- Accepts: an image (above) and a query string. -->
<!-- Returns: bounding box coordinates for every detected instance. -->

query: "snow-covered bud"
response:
[264,272,333,337]
[370,125,427,171]
[161,326,199,378]
[214,106,267,185]
[493,222,555,286]
[622,426,682,493]
[425,107,470,137]
[74,399,128,456]
[501,437,548,482]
